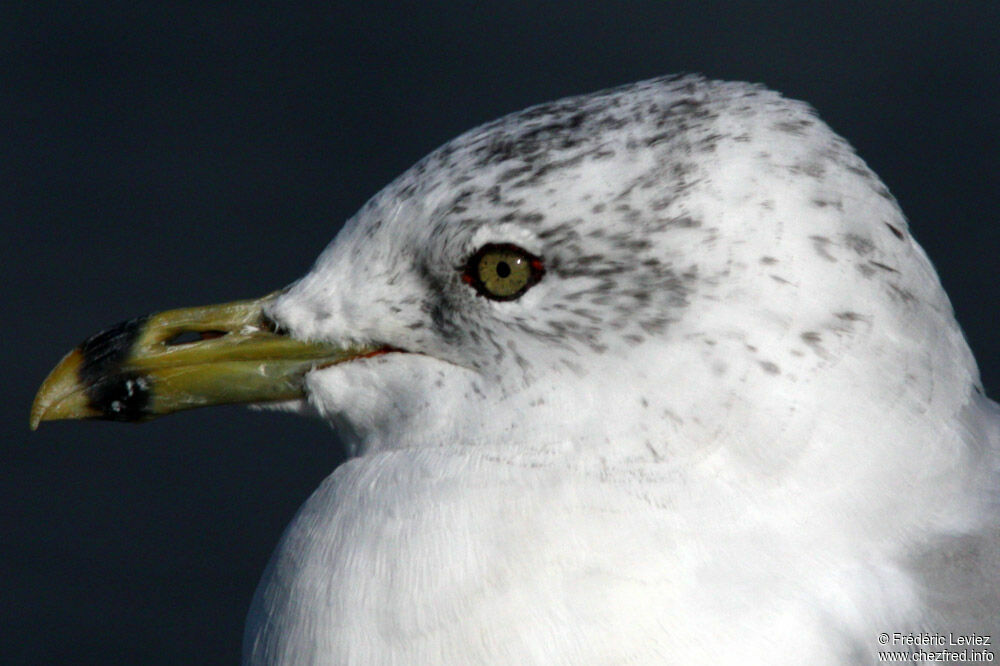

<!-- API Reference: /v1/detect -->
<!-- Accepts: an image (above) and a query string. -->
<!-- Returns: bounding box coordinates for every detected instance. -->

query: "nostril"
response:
[165,330,227,346]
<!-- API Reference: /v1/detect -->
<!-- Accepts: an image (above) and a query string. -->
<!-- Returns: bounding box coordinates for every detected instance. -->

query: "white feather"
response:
[244,76,1000,664]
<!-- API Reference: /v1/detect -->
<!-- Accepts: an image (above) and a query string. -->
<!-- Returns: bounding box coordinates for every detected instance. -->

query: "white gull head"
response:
[248,76,999,664]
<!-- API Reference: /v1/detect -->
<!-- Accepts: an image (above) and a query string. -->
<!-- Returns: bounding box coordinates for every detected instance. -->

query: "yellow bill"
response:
[31,293,387,429]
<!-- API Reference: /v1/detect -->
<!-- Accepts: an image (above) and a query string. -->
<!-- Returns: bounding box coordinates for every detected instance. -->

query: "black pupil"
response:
[496,261,511,278]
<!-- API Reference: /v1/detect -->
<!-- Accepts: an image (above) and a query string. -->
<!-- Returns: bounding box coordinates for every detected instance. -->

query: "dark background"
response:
[4,2,997,663]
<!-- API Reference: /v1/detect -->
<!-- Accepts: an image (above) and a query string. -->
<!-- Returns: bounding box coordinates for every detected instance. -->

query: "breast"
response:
[242,444,923,665]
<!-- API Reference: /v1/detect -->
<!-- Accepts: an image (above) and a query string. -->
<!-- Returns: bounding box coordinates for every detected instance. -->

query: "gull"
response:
[32,75,1000,664]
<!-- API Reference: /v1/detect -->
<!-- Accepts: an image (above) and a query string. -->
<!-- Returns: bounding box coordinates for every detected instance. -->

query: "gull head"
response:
[260,76,978,469]
[34,76,980,489]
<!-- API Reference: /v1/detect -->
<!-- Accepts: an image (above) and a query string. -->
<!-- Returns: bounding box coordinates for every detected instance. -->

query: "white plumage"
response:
[243,76,1000,664]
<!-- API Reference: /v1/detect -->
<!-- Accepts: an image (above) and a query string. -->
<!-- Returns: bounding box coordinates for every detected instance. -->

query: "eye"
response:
[461,243,545,301]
